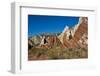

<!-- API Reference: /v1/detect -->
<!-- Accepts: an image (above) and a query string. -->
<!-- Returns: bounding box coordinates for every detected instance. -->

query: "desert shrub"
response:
[47,48,60,59]
[28,47,88,60]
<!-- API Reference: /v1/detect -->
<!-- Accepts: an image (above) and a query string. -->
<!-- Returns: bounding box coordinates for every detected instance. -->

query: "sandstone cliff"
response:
[58,17,88,49]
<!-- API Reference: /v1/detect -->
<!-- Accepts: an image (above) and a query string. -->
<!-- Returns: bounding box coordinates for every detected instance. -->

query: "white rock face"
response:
[58,18,81,44]
[78,33,88,48]
[73,18,82,36]
[58,25,69,43]
[40,36,48,46]
[62,25,69,33]
[58,17,88,48]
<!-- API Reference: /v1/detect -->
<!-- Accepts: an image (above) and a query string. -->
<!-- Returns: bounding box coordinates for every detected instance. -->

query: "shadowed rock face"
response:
[28,39,35,50]
[58,17,88,49]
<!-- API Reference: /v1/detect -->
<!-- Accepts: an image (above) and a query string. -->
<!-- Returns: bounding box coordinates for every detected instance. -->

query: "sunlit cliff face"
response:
[65,29,73,40]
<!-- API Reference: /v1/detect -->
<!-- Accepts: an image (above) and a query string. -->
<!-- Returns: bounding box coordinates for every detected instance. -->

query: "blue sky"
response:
[28,15,79,37]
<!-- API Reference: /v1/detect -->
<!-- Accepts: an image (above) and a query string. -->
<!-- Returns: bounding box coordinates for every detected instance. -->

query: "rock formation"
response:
[39,35,62,49]
[28,17,88,50]
[58,17,88,49]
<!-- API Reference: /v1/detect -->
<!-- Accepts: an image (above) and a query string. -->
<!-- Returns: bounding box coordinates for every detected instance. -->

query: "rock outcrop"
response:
[28,17,88,50]
[58,17,88,49]
[39,35,62,49]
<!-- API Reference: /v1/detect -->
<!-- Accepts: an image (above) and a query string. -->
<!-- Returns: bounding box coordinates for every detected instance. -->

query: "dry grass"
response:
[28,47,88,61]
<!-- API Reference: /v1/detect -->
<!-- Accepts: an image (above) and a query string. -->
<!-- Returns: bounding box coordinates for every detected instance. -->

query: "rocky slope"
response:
[29,17,88,50]
[28,17,88,60]
[28,33,62,50]
[58,17,88,49]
